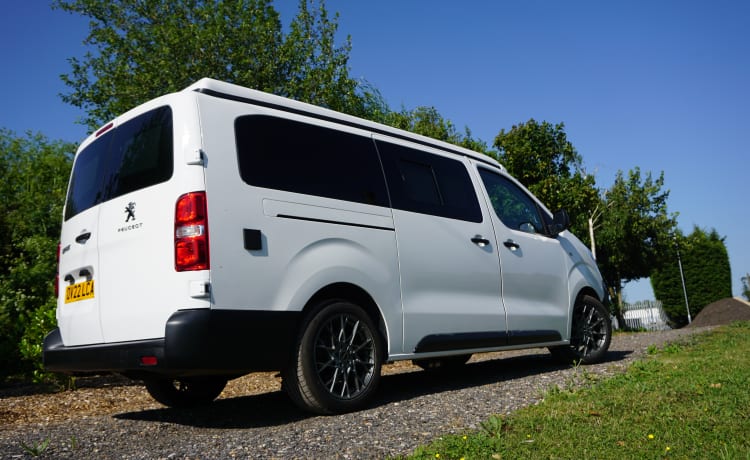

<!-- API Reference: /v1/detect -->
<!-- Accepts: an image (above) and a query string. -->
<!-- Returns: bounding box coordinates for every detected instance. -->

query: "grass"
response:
[17,436,79,457]
[19,438,50,457]
[399,322,750,460]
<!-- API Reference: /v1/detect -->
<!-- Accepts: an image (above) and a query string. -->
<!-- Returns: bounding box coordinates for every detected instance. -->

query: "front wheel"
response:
[144,376,227,408]
[283,301,382,414]
[549,295,612,364]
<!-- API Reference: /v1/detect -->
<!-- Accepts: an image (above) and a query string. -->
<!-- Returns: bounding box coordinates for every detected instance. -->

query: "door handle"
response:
[471,236,490,247]
[75,232,92,244]
[503,239,520,251]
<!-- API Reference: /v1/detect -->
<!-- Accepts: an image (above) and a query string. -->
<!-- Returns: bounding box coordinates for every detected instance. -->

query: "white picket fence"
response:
[620,300,671,331]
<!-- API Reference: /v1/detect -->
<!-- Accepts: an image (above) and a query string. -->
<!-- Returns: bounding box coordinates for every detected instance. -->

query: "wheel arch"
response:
[302,282,390,359]
[575,286,602,306]
[563,286,605,340]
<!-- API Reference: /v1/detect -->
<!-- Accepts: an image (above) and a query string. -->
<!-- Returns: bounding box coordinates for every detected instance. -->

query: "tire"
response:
[144,376,227,408]
[549,295,612,364]
[283,301,382,414]
[413,354,471,371]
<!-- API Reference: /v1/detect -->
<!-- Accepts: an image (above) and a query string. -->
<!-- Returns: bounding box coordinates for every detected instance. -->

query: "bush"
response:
[0,129,73,382]
[651,227,732,326]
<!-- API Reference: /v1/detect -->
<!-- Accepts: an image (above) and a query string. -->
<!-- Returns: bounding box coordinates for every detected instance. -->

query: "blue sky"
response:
[2,1,748,301]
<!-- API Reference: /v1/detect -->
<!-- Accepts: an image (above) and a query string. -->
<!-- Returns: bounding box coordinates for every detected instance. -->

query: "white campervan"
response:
[44,79,611,414]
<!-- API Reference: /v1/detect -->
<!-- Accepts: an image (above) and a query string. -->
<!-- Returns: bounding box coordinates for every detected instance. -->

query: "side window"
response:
[478,169,546,234]
[377,141,482,222]
[235,116,389,207]
[398,159,442,205]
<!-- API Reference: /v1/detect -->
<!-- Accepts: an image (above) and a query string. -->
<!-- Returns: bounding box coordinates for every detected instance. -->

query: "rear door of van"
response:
[58,98,208,346]
[57,135,108,346]
[95,105,180,343]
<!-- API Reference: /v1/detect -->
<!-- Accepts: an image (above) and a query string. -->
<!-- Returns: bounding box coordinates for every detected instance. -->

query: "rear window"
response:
[65,106,173,220]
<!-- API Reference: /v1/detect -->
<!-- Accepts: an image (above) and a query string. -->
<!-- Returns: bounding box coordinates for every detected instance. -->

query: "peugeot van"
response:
[44,78,611,414]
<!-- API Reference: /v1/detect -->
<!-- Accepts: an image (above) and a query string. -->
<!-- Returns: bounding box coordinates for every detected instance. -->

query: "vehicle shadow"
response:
[375,350,631,407]
[114,350,631,429]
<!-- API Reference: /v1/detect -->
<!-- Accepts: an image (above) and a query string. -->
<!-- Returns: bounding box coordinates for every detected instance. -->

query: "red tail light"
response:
[95,122,113,137]
[175,192,209,271]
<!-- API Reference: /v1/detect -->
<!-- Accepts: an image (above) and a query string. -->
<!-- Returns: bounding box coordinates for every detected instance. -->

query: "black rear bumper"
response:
[43,309,301,378]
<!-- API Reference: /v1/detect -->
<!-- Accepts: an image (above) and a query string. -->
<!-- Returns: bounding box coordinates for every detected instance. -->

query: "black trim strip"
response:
[415,330,562,353]
[507,330,562,346]
[195,88,499,168]
[277,214,395,231]
[415,331,509,353]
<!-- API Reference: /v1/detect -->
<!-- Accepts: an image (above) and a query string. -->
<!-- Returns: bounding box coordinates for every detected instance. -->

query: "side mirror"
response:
[519,222,537,234]
[549,209,570,237]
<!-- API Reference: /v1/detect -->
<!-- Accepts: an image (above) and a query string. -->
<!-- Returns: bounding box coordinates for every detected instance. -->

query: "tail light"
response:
[54,242,61,297]
[95,122,114,137]
[175,192,209,271]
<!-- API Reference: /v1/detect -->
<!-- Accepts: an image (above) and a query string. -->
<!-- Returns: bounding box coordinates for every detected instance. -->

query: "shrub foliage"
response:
[0,130,74,381]
[651,227,732,326]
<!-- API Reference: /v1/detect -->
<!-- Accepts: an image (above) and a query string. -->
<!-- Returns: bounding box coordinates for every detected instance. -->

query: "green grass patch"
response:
[399,322,750,460]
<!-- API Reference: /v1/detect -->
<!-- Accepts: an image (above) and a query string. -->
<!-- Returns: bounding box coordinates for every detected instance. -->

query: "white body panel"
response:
[192,94,405,353]
[57,206,103,346]
[495,228,569,335]
[383,143,506,354]
[58,94,210,345]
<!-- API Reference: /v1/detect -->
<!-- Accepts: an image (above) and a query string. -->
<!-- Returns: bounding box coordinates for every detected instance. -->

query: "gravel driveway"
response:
[0,327,709,459]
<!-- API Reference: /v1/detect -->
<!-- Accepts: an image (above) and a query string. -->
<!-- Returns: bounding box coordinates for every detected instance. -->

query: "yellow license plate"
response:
[65,280,95,304]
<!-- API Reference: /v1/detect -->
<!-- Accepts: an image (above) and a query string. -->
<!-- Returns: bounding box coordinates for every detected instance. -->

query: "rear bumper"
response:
[43,309,301,378]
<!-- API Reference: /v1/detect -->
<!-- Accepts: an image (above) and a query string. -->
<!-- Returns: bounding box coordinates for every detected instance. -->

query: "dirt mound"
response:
[688,297,750,328]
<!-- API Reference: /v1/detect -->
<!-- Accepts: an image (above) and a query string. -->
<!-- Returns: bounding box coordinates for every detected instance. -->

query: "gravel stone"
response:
[0,327,711,459]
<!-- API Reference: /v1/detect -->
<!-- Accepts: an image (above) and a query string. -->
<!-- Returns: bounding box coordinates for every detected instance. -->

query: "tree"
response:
[493,119,599,240]
[651,228,732,326]
[0,130,74,381]
[54,0,374,130]
[742,274,750,301]
[387,106,460,144]
[277,0,370,117]
[385,106,493,155]
[595,168,678,313]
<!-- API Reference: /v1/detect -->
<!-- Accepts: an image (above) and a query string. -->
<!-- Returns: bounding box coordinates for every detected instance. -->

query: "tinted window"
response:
[235,116,389,207]
[64,106,174,220]
[478,169,546,234]
[398,159,442,205]
[377,141,482,222]
[104,106,173,199]
[65,132,111,220]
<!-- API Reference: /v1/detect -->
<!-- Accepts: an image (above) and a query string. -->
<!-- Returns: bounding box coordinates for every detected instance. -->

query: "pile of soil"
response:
[688,297,750,328]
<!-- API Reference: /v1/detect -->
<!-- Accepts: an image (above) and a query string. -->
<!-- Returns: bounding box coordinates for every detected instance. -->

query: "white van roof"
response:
[185,78,503,170]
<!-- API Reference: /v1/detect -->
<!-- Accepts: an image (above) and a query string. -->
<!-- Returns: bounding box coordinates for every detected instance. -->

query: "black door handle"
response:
[471,236,490,247]
[75,232,92,244]
[504,240,520,250]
